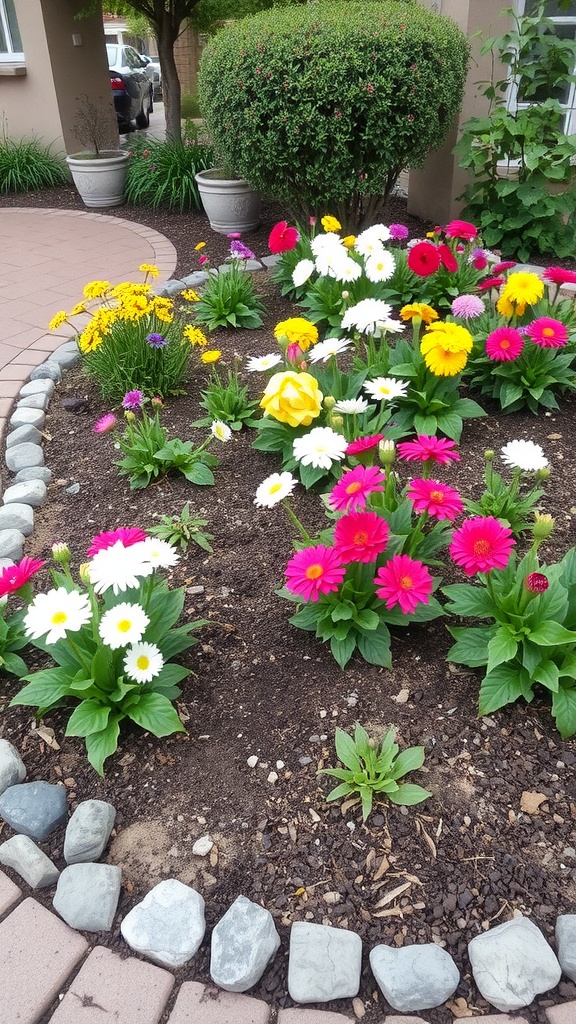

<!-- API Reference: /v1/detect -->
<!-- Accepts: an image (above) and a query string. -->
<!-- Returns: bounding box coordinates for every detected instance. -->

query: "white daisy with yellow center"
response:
[124,642,164,684]
[98,602,150,650]
[211,420,232,442]
[364,377,409,402]
[254,472,297,509]
[24,588,92,645]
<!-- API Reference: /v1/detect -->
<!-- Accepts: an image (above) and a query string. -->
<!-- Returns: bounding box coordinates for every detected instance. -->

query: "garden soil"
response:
[1,186,576,1024]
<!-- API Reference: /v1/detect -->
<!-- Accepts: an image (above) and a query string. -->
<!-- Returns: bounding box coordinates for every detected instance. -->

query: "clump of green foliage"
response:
[124,127,214,211]
[0,137,67,193]
[148,503,214,552]
[193,265,266,329]
[193,364,260,430]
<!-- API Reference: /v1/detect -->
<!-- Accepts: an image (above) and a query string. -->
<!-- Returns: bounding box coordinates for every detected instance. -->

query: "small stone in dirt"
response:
[267,771,279,784]
[288,921,362,1003]
[61,396,88,413]
[120,878,205,968]
[369,942,460,1011]
[556,915,576,982]
[0,834,60,889]
[299,756,312,766]
[64,799,116,864]
[323,892,342,905]
[210,894,281,992]
[468,915,561,1011]
[53,863,122,931]
[0,739,26,796]
[192,836,213,857]
[187,585,205,595]
[65,482,80,495]
[0,780,68,840]
[247,756,258,769]
[276,760,285,769]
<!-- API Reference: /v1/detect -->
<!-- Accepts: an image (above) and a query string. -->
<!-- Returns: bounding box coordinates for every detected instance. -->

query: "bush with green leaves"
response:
[193,264,266,330]
[124,129,214,211]
[0,137,67,193]
[197,1,469,227]
[193,363,260,430]
[114,401,221,490]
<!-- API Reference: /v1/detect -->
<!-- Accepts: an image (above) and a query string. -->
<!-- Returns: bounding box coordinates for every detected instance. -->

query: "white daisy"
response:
[88,541,154,596]
[311,232,344,256]
[246,353,282,372]
[331,257,363,284]
[500,439,548,472]
[293,426,348,470]
[140,536,180,570]
[315,251,351,279]
[24,587,92,645]
[308,337,353,363]
[254,472,297,508]
[354,224,391,257]
[124,642,164,684]
[341,298,394,335]
[364,250,396,283]
[364,377,409,402]
[333,397,369,415]
[99,602,150,650]
[292,259,315,288]
[211,420,232,442]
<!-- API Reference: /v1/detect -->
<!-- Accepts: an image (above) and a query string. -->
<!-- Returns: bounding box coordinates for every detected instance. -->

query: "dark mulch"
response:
[0,185,575,1024]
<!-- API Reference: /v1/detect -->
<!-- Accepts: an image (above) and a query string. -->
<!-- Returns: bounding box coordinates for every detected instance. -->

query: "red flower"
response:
[407,241,441,277]
[374,554,433,614]
[492,261,517,274]
[543,267,576,286]
[397,435,460,465]
[406,478,464,522]
[472,254,488,270]
[485,326,524,362]
[334,511,390,564]
[525,572,549,594]
[449,516,515,576]
[87,527,147,557]
[444,220,478,241]
[438,243,458,273]
[268,221,300,254]
[0,557,45,598]
[478,276,505,292]
[346,434,383,456]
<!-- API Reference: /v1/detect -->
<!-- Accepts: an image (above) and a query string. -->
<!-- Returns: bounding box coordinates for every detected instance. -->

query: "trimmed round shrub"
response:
[197,1,469,227]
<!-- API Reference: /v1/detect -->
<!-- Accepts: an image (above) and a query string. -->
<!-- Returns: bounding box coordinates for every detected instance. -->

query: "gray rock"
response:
[0,504,34,537]
[556,915,576,982]
[468,915,561,1011]
[3,480,47,509]
[210,895,281,992]
[0,739,26,796]
[5,443,45,473]
[29,361,62,382]
[65,482,80,495]
[19,378,55,399]
[0,834,59,888]
[0,781,68,840]
[162,279,188,296]
[8,408,45,430]
[53,863,122,931]
[288,921,362,1003]
[16,392,51,411]
[260,255,280,268]
[5,424,42,449]
[180,271,209,287]
[0,558,14,572]
[369,942,460,1012]
[0,529,24,560]
[64,799,116,864]
[14,466,53,484]
[121,878,206,968]
[51,342,80,369]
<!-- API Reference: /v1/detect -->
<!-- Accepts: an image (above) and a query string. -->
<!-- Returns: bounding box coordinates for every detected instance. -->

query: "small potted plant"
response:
[66,94,129,208]
[195,159,261,234]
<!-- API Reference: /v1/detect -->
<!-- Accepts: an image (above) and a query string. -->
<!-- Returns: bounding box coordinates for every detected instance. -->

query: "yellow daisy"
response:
[423,320,473,353]
[183,325,208,347]
[274,317,319,352]
[496,271,544,317]
[400,303,439,325]
[201,349,221,363]
[139,263,160,278]
[321,215,341,233]
[83,280,110,300]
[181,289,200,302]
[342,235,356,249]
[420,339,469,376]
[48,311,68,331]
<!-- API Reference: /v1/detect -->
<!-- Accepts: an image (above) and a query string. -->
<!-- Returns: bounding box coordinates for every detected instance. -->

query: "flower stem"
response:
[282,500,312,544]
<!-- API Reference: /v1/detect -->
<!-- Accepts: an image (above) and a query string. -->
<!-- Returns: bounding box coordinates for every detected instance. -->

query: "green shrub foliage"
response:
[197,1,469,227]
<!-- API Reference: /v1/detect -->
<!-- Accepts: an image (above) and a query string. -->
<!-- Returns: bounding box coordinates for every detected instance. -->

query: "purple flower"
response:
[230,239,256,261]
[451,294,486,319]
[389,223,409,241]
[122,389,144,410]
[146,332,168,348]
[93,413,117,434]
[227,232,242,240]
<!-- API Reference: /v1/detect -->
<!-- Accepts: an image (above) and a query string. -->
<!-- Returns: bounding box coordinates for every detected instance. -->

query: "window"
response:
[0,0,23,60]
[513,0,576,134]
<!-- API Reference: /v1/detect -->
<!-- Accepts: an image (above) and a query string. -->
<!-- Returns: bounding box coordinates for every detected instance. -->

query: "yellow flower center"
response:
[51,611,67,625]
[430,490,444,502]
[473,539,491,556]
[305,564,323,580]
[354,531,369,545]
[346,481,363,495]
[136,655,150,670]
[270,482,282,494]
[400,575,413,590]
[117,619,132,633]
[543,327,555,337]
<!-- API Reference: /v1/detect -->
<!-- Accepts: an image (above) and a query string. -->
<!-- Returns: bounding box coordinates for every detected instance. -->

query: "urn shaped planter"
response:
[66,151,130,209]
[195,168,261,234]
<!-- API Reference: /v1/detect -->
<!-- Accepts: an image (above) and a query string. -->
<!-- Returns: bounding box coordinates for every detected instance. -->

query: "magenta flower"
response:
[397,435,460,465]
[469,248,488,270]
[389,223,409,241]
[525,572,549,594]
[227,232,242,240]
[444,219,478,241]
[449,516,515,576]
[485,326,524,362]
[542,266,576,286]
[524,317,568,349]
[451,294,485,319]
[346,434,384,457]
[478,276,505,293]
[269,221,300,254]
[284,545,346,602]
[0,557,45,598]
[492,261,517,274]
[406,478,464,521]
[407,241,441,277]
[329,465,386,512]
[374,554,433,614]
[230,239,256,260]
[93,413,118,434]
[334,511,390,564]
[122,390,143,410]
[87,527,147,557]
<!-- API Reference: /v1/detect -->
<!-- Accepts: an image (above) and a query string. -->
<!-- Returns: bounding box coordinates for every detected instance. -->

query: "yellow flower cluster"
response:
[321,215,342,233]
[420,321,473,377]
[138,262,160,279]
[260,370,323,427]
[183,324,208,347]
[78,308,119,354]
[496,271,544,317]
[83,280,110,300]
[274,317,319,352]
[181,289,200,302]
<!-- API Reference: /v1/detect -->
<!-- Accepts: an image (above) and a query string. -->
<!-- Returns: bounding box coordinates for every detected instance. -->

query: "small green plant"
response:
[318,724,431,821]
[124,132,214,211]
[464,449,547,536]
[148,504,214,553]
[0,137,67,193]
[193,263,266,330]
[193,363,260,430]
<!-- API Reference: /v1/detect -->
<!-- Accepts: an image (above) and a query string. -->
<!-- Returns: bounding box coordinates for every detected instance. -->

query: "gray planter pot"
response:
[65,151,130,209]
[195,168,261,234]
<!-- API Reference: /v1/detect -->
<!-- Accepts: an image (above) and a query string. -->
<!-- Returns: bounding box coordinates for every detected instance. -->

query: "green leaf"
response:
[529,621,576,645]
[125,692,186,737]
[330,632,356,669]
[387,784,431,806]
[446,626,491,667]
[65,700,111,738]
[389,746,425,780]
[335,727,363,772]
[85,714,122,777]
[330,602,354,622]
[532,659,560,693]
[356,623,392,667]
[552,684,576,739]
[325,781,355,802]
[354,608,379,631]
[478,664,533,715]
[487,627,518,674]
[10,667,73,709]
[442,583,495,618]
[183,462,215,486]
[1,652,28,678]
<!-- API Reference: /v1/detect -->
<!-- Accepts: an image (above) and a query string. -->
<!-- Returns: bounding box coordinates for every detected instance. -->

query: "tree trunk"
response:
[158,33,182,143]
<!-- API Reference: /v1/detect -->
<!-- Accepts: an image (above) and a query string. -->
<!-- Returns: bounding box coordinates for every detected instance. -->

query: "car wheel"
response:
[135,97,150,130]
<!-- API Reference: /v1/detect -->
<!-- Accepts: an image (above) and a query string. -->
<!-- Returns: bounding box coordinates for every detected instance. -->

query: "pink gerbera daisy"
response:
[449,516,515,576]
[93,413,118,434]
[524,317,568,349]
[268,221,300,254]
[284,545,346,602]
[478,276,505,293]
[492,261,517,274]
[485,326,524,362]
[334,511,390,564]
[329,465,386,512]
[406,478,464,521]
[396,435,460,465]
[0,556,45,598]
[444,220,478,242]
[542,266,576,286]
[87,527,148,557]
[374,554,433,615]
[346,434,384,457]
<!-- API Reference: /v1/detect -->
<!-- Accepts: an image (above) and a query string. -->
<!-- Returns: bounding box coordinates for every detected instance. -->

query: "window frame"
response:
[0,0,23,62]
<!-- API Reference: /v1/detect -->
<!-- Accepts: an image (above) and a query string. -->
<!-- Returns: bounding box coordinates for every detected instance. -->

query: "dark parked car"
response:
[139,54,162,100]
[106,43,153,131]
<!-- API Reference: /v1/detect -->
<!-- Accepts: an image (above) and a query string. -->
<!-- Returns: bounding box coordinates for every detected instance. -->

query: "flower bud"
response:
[536,467,550,481]
[341,290,350,300]
[532,512,554,541]
[78,562,92,586]
[52,542,71,565]
[378,438,396,467]
[331,414,344,430]
[124,410,136,423]
[484,450,494,461]
[323,395,336,411]
[525,572,549,594]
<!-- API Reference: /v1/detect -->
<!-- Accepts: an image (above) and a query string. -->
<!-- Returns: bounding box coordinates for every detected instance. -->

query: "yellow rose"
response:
[260,370,323,427]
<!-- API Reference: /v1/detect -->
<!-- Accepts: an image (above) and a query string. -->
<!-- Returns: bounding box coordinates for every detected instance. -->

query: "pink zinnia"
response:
[543,266,576,286]
[525,572,549,594]
[284,544,346,602]
[406,478,464,522]
[397,435,460,465]
[451,294,485,319]
[449,516,515,576]
[333,511,390,564]
[87,527,147,557]
[93,413,117,434]
[374,554,433,615]
[407,241,441,277]
[329,465,386,512]
[0,556,45,598]
[444,219,478,242]
[122,390,143,410]
[389,223,409,240]
[438,243,459,273]
[485,326,524,362]
[524,317,568,349]
[268,221,300,254]
[492,261,517,274]
[346,434,383,457]
[478,276,505,292]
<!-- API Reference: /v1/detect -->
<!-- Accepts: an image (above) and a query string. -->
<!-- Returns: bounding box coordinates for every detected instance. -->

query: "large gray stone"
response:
[556,915,576,982]
[29,361,62,382]
[20,378,55,399]
[369,943,460,1012]
[210,895,281,992]
[121,878,205,968]
[179,271,209,288]
[0,781,68,840]
[9,407,45,430]
[0,834,60,889]
[51,341,80,368]
[16,392,50,411]
[3,480,47,509]
[0,504,34,536]
[5,443,45,474]
[64,799,116,864]
[468,915,561,1012]
[162,279,187,296]
[5,424,42,449]
[288,921,362,1003]
[0,529,24,560]
[0,739,26,796]
[14,466,53,484]
[53,863,122,931]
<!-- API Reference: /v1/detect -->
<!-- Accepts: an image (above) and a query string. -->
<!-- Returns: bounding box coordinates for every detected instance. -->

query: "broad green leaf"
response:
[552,684,576,739]
[387,784,431,805]
[10,667,73,709]
[66,700,111,738]
[529,621,576,646]
[85,714,122,777]
[1,652,28,678]
[325,781,355,802]
[354,608,379,631]
[532,660,559,693]
[331,602,354,622]
[356,624,392,668]
[183,462,214,486]
[330,632,356,669]
[442,583,495,618]
[478,664,533,715]
[126,692,186,737]
[389,746,425,780]
[487,627,518,674]
[446,626,491,667]
[335,727,363,772]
